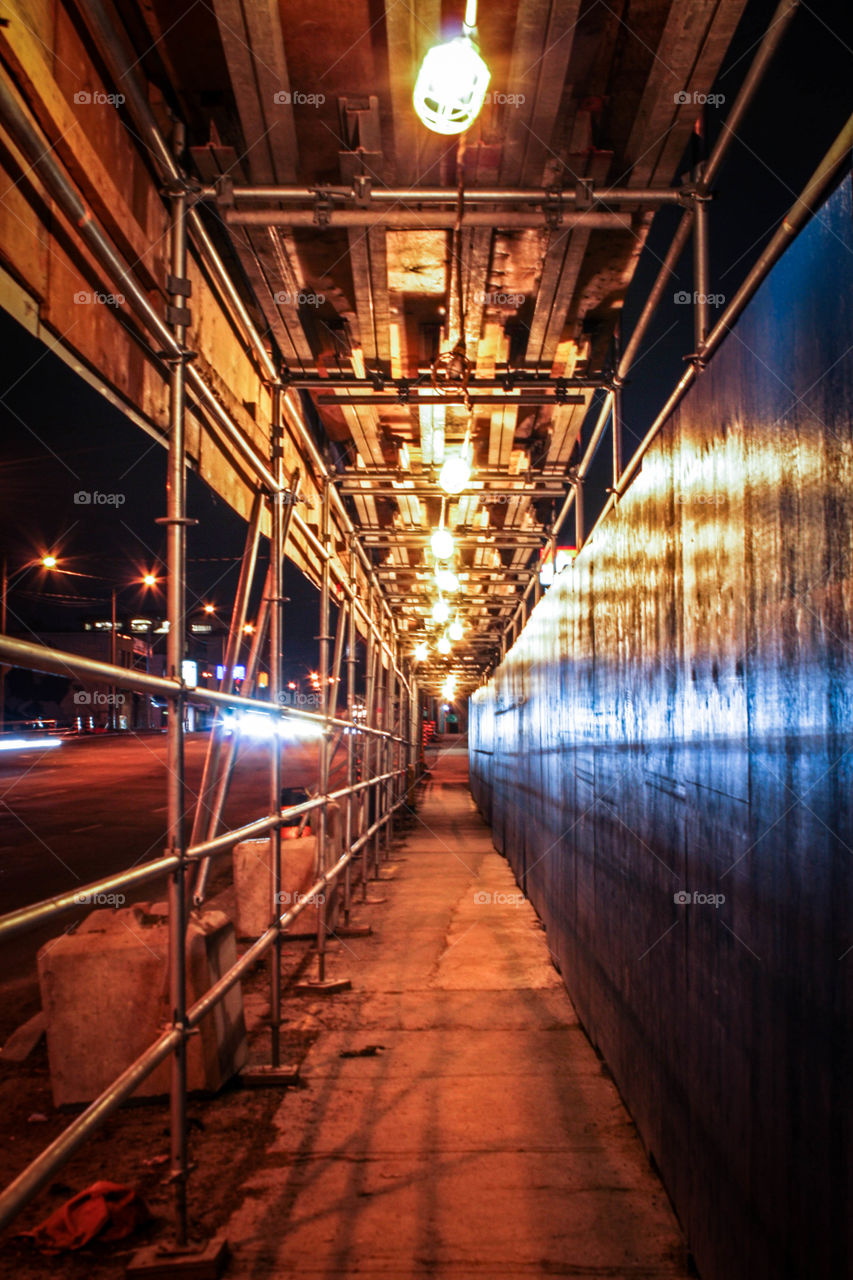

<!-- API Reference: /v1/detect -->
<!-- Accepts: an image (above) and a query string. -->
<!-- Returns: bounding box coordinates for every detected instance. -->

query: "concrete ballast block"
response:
[37,904,247,1107]
[233,803,344,938]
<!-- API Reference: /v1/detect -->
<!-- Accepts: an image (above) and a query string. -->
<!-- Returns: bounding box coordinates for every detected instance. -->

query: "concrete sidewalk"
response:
[223,743,690,1278]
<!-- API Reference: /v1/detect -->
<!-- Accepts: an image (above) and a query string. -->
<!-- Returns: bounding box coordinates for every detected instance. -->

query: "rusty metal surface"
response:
[470,174,853,1280]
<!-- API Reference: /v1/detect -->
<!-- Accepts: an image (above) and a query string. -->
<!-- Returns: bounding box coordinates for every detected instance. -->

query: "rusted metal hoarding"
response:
[471,176,853,1280]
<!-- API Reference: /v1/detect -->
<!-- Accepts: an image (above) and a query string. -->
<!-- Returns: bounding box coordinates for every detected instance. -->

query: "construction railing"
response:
[0,628,419,1239]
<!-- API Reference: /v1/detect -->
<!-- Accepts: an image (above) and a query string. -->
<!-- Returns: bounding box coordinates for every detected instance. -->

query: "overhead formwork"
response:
[470,172,853,1280]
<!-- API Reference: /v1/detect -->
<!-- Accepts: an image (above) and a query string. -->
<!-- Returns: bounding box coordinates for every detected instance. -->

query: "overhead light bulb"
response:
[439,453,472,495]
[143,574,157,587]
[41,555,57,568]
[432,598,451,625]
[449,618,464,641]
[436,568,459,593]
[437,635,452,655]
[415,641,429,661]
[430,526,455,560]
[412,36,490,137]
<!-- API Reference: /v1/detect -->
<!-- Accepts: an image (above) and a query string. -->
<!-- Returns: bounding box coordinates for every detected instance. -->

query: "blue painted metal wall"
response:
[470,175,853,1280]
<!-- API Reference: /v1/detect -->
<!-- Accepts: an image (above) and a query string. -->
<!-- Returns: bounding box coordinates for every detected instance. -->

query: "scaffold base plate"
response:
[126,1235,229,1279]
[239,1064,300,1087]
[294,977,352,995]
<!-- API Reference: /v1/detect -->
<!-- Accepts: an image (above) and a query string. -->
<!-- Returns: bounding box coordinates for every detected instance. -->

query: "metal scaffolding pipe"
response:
[0,634,404,739]
[614,0,799,388]
[317,394,586,406]
[226,209,631,230]
[164,169,190,1245]
[225,184,685,205]
[699,109,853,363]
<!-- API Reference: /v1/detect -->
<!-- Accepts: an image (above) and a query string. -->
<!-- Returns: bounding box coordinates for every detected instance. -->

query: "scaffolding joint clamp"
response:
[314,188,333,226]
[543,185,564,228]
[574,179,595,210]
[215,175,235,207]
[352,173,372,207]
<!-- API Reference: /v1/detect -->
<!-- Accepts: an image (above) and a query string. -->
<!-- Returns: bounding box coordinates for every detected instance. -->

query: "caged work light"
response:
[413,0,490,136]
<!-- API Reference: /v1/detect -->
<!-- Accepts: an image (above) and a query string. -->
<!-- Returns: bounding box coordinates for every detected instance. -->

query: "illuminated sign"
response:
[538,544,576,586]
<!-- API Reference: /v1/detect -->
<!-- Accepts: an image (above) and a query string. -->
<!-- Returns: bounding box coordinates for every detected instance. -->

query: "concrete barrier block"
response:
[37,904,247,1107]
[233,804,344,939]
[233,833,319,938]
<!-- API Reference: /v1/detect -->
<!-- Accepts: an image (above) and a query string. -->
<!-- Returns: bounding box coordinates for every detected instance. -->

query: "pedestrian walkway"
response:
[224,741,691,1278]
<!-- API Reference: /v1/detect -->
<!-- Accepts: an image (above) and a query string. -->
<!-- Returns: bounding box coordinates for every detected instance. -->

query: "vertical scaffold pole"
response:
[164,137,189,1246]
[269,384,284,1066]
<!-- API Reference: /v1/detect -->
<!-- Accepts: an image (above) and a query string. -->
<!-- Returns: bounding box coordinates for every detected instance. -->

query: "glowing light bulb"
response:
[439,453,472,495]
[448,619,464,641]
[437,635,451,655]
[430,527,455,560]
[143,574,157,587]
[412,36,490,136]
[41,555,57,568]
[432,598,451,625]
[415,642,429,662]
[436,568,459,593]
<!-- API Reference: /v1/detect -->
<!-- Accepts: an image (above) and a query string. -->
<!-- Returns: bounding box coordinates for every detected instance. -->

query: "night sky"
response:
[0,317,323,672]
[0,0,849,659]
